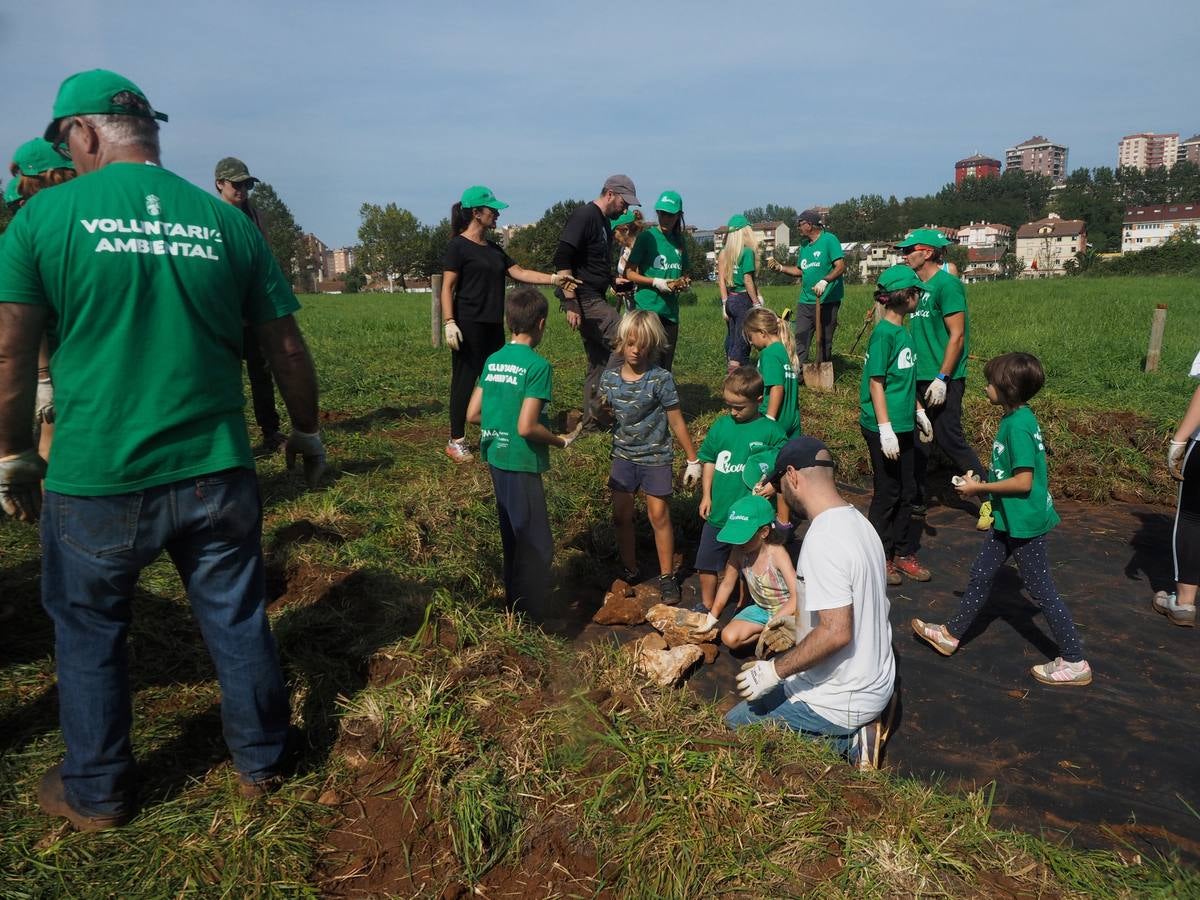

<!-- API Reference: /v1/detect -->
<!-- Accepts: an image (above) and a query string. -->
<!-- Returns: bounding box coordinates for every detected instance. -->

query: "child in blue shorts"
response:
[599,310,700,602]
[710,495,800,650]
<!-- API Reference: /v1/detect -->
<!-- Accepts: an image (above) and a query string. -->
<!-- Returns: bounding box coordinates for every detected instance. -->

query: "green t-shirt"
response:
[479,342,553,474]
[911,268,970,381]
[859,320,917,433]
[628,227,688,323]
[989,405,1059,538]
[757,341,800,438]
[0,163,299,496]
[730,247,755,292]
[796,229,844,306]
[697,414,786,527]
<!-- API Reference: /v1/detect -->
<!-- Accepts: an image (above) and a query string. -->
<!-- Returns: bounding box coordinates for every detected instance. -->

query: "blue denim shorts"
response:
[695,520,732,572]
[608,458,673,498]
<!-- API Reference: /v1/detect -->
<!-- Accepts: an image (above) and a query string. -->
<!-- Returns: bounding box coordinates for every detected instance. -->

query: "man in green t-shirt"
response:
[768,209,845,365]
[896,228,985,523]
[0,69,326,830]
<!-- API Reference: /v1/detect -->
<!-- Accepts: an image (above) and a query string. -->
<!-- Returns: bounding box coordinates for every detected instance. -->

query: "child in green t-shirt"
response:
[911,352,1092,687]
[466,287,580,620]
[859,266,934,586]
[743,306,801,534]
[694,366,787,624]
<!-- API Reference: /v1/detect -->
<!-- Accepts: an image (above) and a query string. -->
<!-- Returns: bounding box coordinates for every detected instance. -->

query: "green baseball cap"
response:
[43,69,168,142]
[726,214,750,230]
[12,139,74,176]
[215,157,257,184]
[742,448,780,489]
[895,227,952,249]
[876,264,925,292]
[717,495,775,545]
[655,190,683,214]
[4,178,21,206]
[610,210,637,229]
[460,185,508,210]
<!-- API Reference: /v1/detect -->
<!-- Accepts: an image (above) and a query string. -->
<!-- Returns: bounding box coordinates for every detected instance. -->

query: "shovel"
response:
[802,294,835,391]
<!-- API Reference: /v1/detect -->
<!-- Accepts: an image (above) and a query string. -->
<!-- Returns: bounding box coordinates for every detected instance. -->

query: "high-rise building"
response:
[1117,133,1179,172]
[1005,136,1069,183]
[954,153,1001,186]
[1179,134,1200,167]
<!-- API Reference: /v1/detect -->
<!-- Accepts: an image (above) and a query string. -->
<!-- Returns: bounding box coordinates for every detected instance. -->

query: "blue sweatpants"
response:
[489,466,553,620]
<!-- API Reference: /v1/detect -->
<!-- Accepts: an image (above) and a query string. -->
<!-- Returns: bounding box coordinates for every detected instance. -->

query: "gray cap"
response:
[797,208,823,226]
[602,174,641,206]
[215,157,257,184]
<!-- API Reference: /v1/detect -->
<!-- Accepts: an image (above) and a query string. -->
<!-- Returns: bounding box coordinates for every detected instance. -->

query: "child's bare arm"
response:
[466,386,484,426]
[665,407,697,460]
[711,551,742,618]
[699,462,715,519]
[766,385,784,421]
[517,398,567,447]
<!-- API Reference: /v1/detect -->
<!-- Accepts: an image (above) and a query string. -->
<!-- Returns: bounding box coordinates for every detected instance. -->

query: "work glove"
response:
[35,378,55,424]
[736,659,781,701]
[286,430,327,489]
[915,409,933,444]
[683,459,702,488]
[923,378,947,408]
[693,612,718,636]
[443,320,463,351]
[1168,440,1188,480]
[549,272,581,289]
[879,423,900,460]
[0,449,47,523]
[560,422,583,449]
[755,613,798,658]
[651,277,671,293]
[812,279,828,298]
[767,258,783,271]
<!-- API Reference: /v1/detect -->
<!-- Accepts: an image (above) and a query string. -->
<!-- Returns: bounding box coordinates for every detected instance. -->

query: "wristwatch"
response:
[936,373,949,382]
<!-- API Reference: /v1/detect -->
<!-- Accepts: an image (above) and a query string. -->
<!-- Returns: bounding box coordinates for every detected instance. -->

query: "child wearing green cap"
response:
[860,265,934,585]
[710,495,800,650]
[610,209,645,311]
[718,216,762,372]
[623,190,689,370]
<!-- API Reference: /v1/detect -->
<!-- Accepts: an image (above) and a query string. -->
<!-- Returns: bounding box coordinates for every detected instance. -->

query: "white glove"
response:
[286,430,327,488]
[683,459,702,488]
[651,277,671,293]
[879,422,900,460]
[36,378,55,424]
[559,422,583,449]
[924,377,947,408]
[549,272,580,289]
[443,320,463,351]
[694,612,718,634]
[735,659,781,701]
[915,409,933,444]
[0,449,47,522]
[1168,440,1188,480]
[812,279,828,298]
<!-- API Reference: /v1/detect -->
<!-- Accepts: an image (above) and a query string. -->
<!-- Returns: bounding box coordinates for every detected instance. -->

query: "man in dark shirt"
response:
[554,174,641,427]
[215,156,286,454]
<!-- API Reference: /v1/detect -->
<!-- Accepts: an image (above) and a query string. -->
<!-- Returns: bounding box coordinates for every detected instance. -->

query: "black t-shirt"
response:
[554,202,612,295]
[442,234,516,324]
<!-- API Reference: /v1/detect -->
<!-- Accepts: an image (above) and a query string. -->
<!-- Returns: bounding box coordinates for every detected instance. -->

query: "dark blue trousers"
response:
[489,466,553,619]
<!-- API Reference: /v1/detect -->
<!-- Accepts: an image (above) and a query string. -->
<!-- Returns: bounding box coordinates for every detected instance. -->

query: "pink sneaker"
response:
[911,618,958,656]
[1031,657,1092,687]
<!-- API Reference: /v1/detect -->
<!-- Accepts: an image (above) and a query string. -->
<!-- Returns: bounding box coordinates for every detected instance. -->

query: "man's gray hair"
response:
[81,114,160,154]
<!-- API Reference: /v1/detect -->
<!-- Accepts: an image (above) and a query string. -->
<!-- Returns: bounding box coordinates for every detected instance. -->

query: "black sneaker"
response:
[658,574,680,604]
[621,566,641,584]
[910,503,927,520]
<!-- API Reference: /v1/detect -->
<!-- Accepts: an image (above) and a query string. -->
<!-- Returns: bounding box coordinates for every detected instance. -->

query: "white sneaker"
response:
[445,439,473,463]
[1153,591,1196,627]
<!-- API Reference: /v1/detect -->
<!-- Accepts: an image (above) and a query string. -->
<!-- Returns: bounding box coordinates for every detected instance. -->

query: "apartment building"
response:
[954,153,1001,185]
[713,220,790,255]
[956,221,1011,250]
[1121,203,1200,252]
[1118,132,1179,172]
[1179,134,1200,166]
[324,246,356,276]
[1014,214,1086,277]
[1005,135,1069,183]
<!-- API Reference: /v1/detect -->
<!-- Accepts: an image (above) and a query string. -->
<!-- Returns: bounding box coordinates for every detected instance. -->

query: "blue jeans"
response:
[41,468,289,817]
[723,292,754,365]
[725,685,858,755]
[489,466,553,620]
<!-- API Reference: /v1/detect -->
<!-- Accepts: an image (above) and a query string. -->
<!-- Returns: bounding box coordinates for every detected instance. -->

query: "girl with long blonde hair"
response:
[718,216,762,372]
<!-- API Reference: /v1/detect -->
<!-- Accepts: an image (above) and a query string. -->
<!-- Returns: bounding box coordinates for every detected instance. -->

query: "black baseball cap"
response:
[770,436,836,482]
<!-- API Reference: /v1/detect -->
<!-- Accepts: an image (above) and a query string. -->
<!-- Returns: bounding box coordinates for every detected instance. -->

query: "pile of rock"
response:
[633,604,720,688]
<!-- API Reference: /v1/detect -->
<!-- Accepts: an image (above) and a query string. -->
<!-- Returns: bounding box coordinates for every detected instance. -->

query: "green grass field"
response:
[1,276,1197,896]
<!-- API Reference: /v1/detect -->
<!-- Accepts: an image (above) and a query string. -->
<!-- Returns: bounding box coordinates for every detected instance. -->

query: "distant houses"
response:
[1014,214,1086,278]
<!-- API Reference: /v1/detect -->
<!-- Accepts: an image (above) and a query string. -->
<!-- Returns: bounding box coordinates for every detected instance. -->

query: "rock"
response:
[318,789,341,806]
[637,644,704,687]
[640,633,668,651]
[593,578,655,625]
[699,643,720,664]
[646,603,718,645]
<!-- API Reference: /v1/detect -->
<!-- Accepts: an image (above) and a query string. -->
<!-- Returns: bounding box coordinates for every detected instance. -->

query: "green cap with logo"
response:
[43,69,168,142]
[460,185,508,210]
[895,227,953,249]
[12,138,74,176]
[654,190,683,214]
[610,210,637,229]
[717,495,775,545]
[4,178,21,206]
[726,214,750,231]
[876,264,925,292]
[215,157,258,184]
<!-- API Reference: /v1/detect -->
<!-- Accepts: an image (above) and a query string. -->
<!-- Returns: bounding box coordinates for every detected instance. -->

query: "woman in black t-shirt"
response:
[441,185,579,463]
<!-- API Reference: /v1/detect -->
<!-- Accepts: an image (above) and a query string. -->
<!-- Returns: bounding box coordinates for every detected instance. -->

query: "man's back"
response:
[0,162,298,495]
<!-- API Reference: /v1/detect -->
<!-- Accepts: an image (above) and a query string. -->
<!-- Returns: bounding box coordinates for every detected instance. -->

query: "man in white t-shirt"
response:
[727,436,896,767]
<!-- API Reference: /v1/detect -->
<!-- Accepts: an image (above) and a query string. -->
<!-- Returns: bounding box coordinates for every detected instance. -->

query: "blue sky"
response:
[4,1,1197,247]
